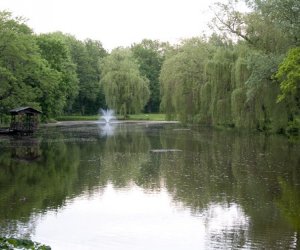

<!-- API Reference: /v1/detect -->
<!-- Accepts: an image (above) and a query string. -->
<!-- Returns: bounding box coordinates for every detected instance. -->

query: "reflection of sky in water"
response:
[204,203,250,249]
[32,184,249,250]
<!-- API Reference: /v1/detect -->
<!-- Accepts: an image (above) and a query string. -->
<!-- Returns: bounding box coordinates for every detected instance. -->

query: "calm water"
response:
[0,122,299,249]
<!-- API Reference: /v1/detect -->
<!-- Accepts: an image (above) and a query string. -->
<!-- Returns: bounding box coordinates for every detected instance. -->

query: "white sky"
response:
[0,0,221,51]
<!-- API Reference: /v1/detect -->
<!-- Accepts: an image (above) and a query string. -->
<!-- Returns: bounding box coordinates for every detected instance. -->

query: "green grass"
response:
[118,113,166,121]
[56,113,167,122]
[56,115,99,121]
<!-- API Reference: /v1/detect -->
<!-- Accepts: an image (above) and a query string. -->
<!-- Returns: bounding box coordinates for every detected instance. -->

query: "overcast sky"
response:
[0,0,221,50]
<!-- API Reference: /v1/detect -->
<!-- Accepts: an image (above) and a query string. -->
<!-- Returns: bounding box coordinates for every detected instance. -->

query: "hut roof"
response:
[9,107,42,115]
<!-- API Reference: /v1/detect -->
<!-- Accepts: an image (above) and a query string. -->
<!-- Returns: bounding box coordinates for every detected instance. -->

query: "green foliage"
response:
[160,38,212,123]
[207,48,235,126]
[35,33,79,117]
[245,51,283,100]
[131,39,168,113]
[275,47,300,104]
[64,36,107,115]
[231,87,247,128]
[0,11,60,117]
[247,0,300,46]
[1,1,299,132]
[158,0,299,133]
[0,237,51,250]
[286,116,300,136]
[100,48,150,117]
[0,11,109,119]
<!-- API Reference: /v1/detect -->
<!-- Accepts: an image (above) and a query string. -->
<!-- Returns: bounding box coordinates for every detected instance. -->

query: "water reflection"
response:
[204,203,249,249]
[97,123,116,137]
[0,124,299,249]
[10,138,41,161]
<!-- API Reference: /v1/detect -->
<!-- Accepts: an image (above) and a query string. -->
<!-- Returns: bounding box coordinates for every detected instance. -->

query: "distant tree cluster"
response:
[1,0,299,133]
[0,11,169,120]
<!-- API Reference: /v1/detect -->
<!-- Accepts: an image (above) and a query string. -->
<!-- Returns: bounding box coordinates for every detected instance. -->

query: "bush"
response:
[0,237,51,250]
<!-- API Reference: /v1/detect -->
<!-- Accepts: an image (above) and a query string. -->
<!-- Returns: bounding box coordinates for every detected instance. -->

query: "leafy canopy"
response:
[100,48,150,117]
[275,47,300,104]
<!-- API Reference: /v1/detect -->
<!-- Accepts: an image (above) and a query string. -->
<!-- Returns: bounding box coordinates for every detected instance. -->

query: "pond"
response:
[0,122,299,249]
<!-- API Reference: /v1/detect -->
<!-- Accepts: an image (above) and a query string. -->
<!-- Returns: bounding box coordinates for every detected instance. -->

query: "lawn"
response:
[56,113,167,121]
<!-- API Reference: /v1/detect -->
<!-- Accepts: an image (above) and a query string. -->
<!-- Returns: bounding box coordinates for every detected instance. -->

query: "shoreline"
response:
[42,120,179,127]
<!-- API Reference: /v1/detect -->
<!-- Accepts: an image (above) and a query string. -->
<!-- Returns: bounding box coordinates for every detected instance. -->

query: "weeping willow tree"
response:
[158,0,299,133]
[204,47,236,127]
[160,38,211,123]
[100,48,150,118]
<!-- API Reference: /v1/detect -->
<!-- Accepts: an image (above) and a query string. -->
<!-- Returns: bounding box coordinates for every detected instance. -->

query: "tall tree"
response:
[36,33,79,116]
[100,48,150,117]
[246,0,300,46]
[60,35,107,114]
[0,11,60,119]
[210,0,292,53]
[131,39,167,113]
[160,38,212,122]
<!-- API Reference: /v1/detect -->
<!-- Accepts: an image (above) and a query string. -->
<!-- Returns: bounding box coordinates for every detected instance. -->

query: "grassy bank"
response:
[56,113,167,122]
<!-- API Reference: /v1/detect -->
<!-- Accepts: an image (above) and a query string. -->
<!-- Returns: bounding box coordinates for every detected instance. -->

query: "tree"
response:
[210,0,292,53]
[70,38,107,114]
[0,11,60,119]
[275,47,300,106]
[160,38,212,122]
[210,0,252,44]
[100,48,150,117]
[246,0,300,46]
[35,33,79,116]
[131,39,167,113]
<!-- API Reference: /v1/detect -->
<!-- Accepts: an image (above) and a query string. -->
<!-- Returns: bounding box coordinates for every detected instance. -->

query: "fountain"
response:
[98,109,117,137]
[99,109,116,123]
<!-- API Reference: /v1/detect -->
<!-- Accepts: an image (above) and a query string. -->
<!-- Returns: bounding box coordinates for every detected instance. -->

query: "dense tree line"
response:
[0,11,167,120]
[0,0,299,134]
[160,0,299,134]
[0,11,108,120]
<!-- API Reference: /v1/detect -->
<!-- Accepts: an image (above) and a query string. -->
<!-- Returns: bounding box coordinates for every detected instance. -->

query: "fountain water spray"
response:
[99,109,116,123]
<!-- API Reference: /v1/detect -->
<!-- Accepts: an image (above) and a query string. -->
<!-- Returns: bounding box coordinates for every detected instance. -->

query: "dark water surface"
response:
[0,122,299,249]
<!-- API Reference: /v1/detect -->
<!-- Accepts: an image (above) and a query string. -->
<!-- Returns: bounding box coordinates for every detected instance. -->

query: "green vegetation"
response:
[56,113,166,121]
[118,113,166,121]
[0,237,50,250]
[275,47,300,104]
[131,39,169,113]
[100,48,150,118]
[159,0,299,134]
[56,115,99,121]
[0,0,299,134]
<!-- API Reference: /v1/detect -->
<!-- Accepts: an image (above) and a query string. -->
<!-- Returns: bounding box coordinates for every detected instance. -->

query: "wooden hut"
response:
[9,107,42,135]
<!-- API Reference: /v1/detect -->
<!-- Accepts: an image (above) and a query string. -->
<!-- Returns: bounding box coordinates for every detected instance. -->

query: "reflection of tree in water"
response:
[81,123,300,250]
[0,124,299,249]
[276,178,300,247]
[0,134,81,237]
[147,128,300,249]
[97,124,151,188]
[10,138,41,162]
